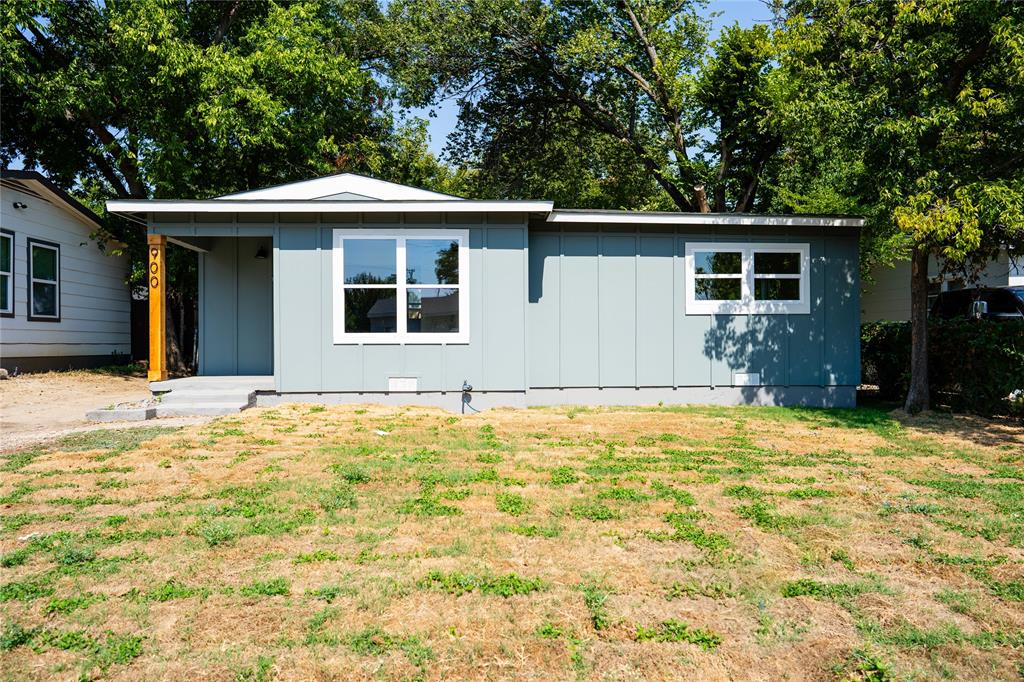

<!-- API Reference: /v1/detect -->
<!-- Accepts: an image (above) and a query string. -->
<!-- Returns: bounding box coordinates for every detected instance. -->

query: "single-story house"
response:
[861,249,1022,322]
[1,170,131,372]
[107,174,863,409]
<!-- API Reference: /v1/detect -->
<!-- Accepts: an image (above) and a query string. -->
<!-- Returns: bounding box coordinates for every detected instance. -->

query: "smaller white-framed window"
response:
[0,230,13,317]
[332,229,470,344]
[684,242,810,315]
[27,238,60,321]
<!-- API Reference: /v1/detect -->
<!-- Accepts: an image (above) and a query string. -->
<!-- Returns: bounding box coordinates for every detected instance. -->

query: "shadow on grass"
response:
[635,396,1021,451]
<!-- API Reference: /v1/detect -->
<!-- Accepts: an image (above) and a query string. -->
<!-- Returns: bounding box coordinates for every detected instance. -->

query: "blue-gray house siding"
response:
[198,236,273,375]
[274,216,528,394]
[527,223,861,394]
[146,208,861,409]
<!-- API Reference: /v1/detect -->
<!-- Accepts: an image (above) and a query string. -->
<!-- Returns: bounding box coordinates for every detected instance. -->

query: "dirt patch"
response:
[0,370,207,451]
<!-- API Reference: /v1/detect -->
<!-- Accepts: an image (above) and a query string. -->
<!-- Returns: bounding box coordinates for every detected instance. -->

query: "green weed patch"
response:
[419,571,544,597]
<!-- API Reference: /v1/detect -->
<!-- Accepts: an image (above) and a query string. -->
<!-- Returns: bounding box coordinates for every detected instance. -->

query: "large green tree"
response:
[777,0,1024,412]
[2,0,455,368]
[384,0,785,211]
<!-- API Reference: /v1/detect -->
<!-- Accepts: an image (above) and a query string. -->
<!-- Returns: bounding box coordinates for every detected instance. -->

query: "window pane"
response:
[32,245,57,281]
[344,288,397,333]
[695,277,741,301]
[0,235,10,271]
[693,251,741,275]
[406,239,459,285]
[754,252,800,275]
[0,274,8,311]
[343,239,396,284]
[754,278,800,300]
[981,290,1021,315]
[32,281,57,316]
[407,288,459,333]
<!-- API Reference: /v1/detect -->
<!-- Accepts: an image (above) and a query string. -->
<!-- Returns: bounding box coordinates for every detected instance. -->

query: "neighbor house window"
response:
[685,242,810,314]
[332,229,469,343]
[0,231,12,317]
[27,238,60,321]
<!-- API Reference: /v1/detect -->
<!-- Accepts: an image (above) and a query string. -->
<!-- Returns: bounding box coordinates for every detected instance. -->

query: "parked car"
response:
[930,286,1024,320]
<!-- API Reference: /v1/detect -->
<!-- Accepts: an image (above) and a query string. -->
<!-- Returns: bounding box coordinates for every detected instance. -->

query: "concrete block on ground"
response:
[86,406,157,422]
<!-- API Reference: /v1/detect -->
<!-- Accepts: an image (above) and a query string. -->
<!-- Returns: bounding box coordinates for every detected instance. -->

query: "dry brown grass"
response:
[1,404,1022,681]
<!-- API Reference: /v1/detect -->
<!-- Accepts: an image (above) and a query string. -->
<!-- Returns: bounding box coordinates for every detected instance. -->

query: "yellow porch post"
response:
[147,234,168,382]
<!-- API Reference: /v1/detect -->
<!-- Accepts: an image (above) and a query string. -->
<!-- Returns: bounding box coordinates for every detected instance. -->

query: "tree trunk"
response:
[904,246,930,413]
[166,294,186,373]
[693,185,711,213]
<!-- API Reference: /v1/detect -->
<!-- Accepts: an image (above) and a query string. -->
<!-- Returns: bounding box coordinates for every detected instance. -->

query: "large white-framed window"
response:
[332,229,470,344]
[27,238,60,321]
[685,242,810,315]
[0,230,13,317]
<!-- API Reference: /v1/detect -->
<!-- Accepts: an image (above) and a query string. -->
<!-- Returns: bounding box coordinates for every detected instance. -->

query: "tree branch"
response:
[212,1,242,45]
[619,0,693,197]
[945,35,991,100]
[81,117,147,197]
[544,62,693,210]
[87,149,131,199]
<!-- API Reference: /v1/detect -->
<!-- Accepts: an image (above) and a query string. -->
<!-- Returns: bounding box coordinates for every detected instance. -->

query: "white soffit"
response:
[214,173,460,201]
[548,210,864,228]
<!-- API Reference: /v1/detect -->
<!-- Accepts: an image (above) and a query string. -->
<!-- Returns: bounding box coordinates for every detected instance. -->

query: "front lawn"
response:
[1,405,1022,680]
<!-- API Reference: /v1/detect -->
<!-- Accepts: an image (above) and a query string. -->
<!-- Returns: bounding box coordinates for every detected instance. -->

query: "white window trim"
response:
[0,231,13,315]
[332,228,470,344]
[684,242,810,315]
[28,239,60,320]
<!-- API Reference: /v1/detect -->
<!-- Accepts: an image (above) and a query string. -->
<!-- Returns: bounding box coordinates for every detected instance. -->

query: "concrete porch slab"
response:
[145,375,273,418]
[150,376,275,393]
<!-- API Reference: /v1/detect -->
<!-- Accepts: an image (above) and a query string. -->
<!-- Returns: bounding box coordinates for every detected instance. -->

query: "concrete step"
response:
[154,402,249,417]
[157,391,255,405]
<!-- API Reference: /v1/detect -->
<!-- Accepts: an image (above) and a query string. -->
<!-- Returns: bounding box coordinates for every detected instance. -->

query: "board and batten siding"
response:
[198,236,274,375]
[272,214,528,393]
[151,211,860,405]
[0,184,130,364]
[527,223,861,392]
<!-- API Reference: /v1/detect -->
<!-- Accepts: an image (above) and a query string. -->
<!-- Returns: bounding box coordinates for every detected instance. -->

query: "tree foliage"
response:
[776,0,1024,410]
[383,0,787,211]
[1,0,471,200]
[3,0,1021,411]
[1,0,457,368]
[778,0,1024,269]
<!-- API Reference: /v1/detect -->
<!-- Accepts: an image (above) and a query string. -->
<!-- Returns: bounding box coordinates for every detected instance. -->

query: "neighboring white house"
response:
[861,249,1019,322]
[0,170,131,372]
[1011,257,1024,287]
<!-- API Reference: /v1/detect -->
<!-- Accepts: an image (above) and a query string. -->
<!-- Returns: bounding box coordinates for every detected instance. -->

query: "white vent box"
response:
[388,377,418,392]
[732,372,761,387]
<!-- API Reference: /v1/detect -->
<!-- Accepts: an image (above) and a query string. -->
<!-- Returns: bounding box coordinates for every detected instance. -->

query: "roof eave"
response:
[106,199,555,216]
[546,210,864,228]
[2,169,103,229]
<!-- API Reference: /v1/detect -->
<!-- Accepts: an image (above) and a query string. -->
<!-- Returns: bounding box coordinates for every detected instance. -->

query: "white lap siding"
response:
[0,185,130,362]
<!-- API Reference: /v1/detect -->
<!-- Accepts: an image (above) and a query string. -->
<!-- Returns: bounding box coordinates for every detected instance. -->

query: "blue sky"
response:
[410,0,777,157]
